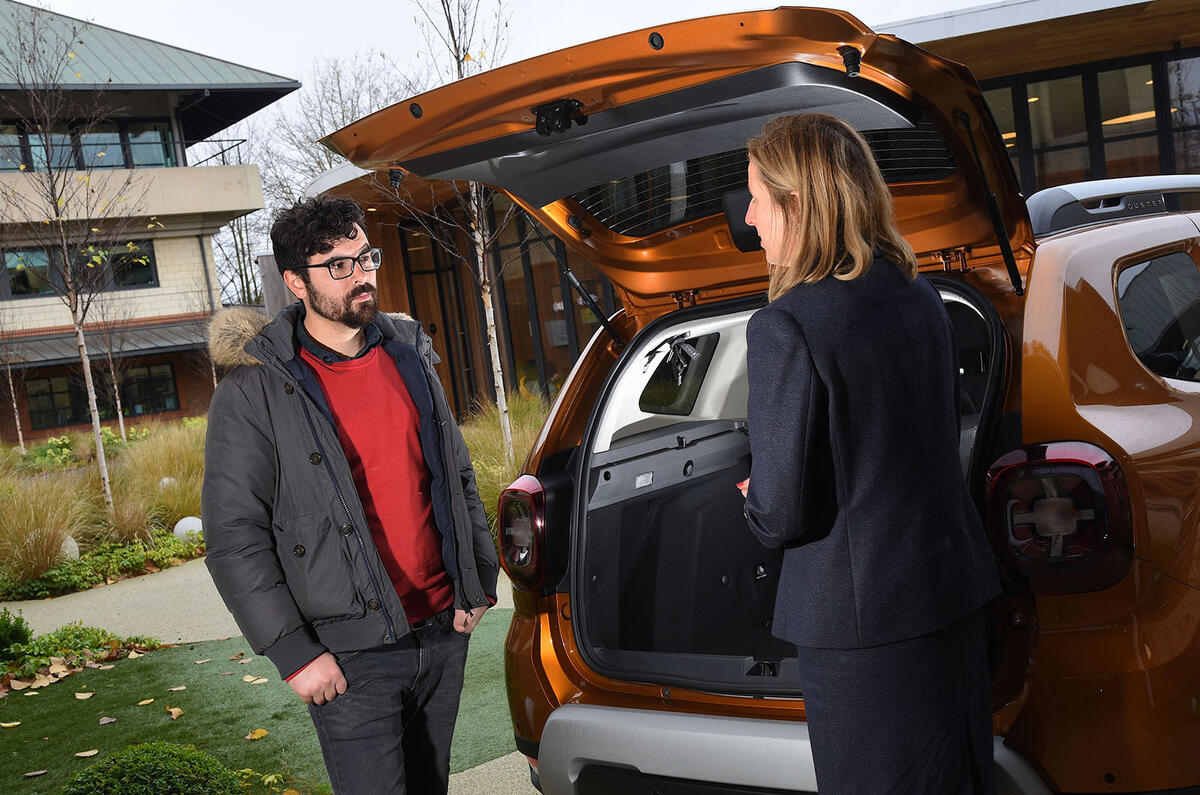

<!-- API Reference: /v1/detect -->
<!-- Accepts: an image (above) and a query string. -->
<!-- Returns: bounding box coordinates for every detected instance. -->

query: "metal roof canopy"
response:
[3,318,210,370]
[0,0,299,141]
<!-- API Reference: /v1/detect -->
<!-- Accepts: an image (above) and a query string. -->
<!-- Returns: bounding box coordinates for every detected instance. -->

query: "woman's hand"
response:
[736,478,750,498]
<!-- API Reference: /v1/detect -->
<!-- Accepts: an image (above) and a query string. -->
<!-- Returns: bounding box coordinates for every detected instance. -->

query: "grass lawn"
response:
[0,608,513,794]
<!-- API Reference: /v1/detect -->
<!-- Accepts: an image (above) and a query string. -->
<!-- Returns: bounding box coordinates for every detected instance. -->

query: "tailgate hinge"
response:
[936,247,971,274]
[672,289,699,309]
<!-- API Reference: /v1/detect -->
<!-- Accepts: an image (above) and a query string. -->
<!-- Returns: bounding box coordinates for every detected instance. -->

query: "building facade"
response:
[0,0,298,446]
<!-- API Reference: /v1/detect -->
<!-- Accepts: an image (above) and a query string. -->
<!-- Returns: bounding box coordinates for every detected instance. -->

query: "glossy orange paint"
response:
[322,8,1030,311]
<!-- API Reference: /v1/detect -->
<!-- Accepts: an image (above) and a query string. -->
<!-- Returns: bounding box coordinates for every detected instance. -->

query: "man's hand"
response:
[288,652,347,705]
[454,606,487,635]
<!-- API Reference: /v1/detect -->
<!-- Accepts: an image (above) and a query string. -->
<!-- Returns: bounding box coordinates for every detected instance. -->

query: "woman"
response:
[740,113,1001,794]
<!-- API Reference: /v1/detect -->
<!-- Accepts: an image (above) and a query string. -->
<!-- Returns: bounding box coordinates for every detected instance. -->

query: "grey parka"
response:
[201,303,499,680]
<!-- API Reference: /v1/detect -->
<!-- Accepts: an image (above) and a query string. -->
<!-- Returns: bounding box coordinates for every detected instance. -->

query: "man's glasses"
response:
[296,247,383,280]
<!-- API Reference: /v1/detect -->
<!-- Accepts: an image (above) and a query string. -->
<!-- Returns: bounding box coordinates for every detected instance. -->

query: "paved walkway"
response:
[7,559,534,794]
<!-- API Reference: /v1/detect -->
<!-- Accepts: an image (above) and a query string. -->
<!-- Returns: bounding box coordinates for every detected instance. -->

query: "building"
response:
[0,0,298,446]
[310,0,1200,411]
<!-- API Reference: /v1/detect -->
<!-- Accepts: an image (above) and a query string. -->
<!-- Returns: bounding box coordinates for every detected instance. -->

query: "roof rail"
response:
[1027,175,1200,237]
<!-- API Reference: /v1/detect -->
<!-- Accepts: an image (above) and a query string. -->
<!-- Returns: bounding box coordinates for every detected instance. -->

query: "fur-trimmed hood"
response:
[209,307,271,368]
[208,303,421,369]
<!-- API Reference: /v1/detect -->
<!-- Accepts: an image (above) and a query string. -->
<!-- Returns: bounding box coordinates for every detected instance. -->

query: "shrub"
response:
[63,742,240,795]
[0,473,103,584]
[459,392,550,537]
[0,532,203,600]
[18,434,76,473]
[4,621,159,678]
[110,420,205,536]
[0,606,32,661]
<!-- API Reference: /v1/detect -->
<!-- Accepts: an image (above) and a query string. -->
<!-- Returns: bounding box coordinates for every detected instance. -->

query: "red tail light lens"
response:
[987,442,1133,594]
[499,475,546,592]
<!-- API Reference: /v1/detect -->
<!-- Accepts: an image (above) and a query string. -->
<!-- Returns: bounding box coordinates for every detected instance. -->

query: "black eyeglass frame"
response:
[293,247,382,280]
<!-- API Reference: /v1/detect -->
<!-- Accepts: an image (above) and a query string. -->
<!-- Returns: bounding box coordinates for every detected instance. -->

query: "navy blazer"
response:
[744,258,1000,649]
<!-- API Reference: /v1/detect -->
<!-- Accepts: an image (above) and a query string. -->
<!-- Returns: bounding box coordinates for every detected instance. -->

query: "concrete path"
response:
[6,558,534,794]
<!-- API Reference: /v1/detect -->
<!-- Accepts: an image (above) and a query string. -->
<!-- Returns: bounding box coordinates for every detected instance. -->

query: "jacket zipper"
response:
[422,339,469,606]
[296,392,397,643]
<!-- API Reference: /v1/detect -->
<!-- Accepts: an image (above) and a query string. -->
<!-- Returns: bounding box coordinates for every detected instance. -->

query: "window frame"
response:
[1114,245,1200,385]
[0,117,176,172]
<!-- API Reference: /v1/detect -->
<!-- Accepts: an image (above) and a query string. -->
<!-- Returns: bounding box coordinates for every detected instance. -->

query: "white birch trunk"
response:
[111,379,126,442]
[73,317,113,512]
[5,359,24,455]
[470,181,514,466]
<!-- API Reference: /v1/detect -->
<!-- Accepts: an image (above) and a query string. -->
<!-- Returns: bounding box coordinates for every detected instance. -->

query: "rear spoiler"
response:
[1027,175,1200,237]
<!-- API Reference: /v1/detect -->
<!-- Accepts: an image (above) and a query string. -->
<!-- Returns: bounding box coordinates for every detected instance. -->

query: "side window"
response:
[638,332,720,415]
[1117,250,1200,381]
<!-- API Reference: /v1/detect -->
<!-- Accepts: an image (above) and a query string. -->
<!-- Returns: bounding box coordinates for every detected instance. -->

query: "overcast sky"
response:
[34,0,967,84]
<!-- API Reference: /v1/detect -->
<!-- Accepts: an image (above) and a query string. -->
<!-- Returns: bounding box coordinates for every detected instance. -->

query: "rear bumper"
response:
[534,704,1054,795]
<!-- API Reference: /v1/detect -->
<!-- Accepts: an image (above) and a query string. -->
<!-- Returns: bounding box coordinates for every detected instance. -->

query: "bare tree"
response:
[0,305,28,454]
[0,5,150,510]
[89,286,137,441]
[401,0,519,464]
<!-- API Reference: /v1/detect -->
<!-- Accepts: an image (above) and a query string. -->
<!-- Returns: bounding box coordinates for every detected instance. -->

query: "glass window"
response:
[1104,136,1159,179]
[1099,65,1157,138]
[1034,147,1090,190]
[78,123,122,169]
[27,376,79,430]
[1028,76,1087,149]
[983,86,1019,176]
[27,124,76,171]
[1117,252,1200,382]
[1168,56,1200,131]
[525,225,571,398]
[5,248,55,297]
[123,364,178,415]
[1176,127,1200,175]
[639,332,721,415]
[109,240,157,288]
[127,122,174,168]
[0,124,24,172]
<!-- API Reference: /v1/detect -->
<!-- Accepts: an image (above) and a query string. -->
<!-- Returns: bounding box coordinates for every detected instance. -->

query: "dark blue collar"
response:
[294,307,382,363]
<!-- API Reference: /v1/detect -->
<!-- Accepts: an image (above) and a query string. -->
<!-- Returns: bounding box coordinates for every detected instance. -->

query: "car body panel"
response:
[322,8,1031,310]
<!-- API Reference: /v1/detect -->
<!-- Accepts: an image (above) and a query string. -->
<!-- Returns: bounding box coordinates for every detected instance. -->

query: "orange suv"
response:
[325,8,1200,794]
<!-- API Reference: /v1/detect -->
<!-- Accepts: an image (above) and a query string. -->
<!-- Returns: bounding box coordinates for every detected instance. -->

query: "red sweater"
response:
[299,345,454,625]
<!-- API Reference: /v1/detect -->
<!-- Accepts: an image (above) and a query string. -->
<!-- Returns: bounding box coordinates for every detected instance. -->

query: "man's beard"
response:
[308,282,379,329]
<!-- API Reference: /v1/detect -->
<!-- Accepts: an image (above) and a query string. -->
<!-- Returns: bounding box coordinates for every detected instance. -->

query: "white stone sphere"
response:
[158,477,177,490]
[173,515,203,540]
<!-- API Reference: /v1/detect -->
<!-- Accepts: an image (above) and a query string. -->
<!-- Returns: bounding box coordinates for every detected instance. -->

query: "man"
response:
[202,196,498,794]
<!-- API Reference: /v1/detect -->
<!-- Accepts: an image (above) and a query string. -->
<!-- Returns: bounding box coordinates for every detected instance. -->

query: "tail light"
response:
[987,442,1133,594]
[499,475,546,591]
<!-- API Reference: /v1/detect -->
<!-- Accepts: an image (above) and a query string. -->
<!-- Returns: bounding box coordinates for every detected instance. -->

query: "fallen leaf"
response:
[137,698,154,706]
[218,671,234,676]
[126,651,142,659]
[251,677,268,685]
[244,728,269,740]
[48,664,68,675]
[193,659,211,665]
[84,662,101,669]
[98,665,115,671]
[30,677,53,689]
[9,680,29,691]
[0,721,19,728]
[99,717,116,725]
[239,658,254,665]
[74,749,98,758]
[168,685,186,692]
[23,691,38,696]
[75,692,94,700]
[228,652,245,661]
[166,706,183,720]
[241,675,257,683]
[23,770,46,778]
[282,790,301,795]
[48,657,65,666]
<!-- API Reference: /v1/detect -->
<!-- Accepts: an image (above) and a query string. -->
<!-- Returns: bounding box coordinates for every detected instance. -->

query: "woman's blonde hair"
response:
[747,113,917,301]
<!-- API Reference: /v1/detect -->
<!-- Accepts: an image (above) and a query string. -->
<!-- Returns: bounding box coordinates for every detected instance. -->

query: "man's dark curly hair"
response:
[270,196,366,277]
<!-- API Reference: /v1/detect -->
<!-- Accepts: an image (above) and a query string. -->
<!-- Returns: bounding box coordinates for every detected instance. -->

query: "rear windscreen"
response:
[572,117,957,238]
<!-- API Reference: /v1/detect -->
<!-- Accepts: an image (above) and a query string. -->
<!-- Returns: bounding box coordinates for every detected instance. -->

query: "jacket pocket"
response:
[274,512,364,624]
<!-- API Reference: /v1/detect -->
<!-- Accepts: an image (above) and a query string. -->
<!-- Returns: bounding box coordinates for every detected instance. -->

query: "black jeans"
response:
[307,608,470,794]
